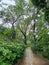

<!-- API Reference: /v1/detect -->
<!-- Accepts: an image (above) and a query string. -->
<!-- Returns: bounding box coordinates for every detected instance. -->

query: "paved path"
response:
[18,47,49,65]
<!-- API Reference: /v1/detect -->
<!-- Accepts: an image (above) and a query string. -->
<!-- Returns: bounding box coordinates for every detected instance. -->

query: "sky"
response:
[0,0,15,10]
[0,0,28,10]
[0,0,15,5]
[0,0,28,5]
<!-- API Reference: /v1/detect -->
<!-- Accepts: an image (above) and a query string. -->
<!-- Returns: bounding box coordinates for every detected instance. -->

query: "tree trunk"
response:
[24,34,27,45]
[33,8,38,52]
[11,23,16,39]
[33,19,36,44]
[18,27,27,45]
[33,8,39,44]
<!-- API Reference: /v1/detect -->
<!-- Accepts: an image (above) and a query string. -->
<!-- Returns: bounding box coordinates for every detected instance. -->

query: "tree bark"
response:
[33,19,36,44]
[11,23,16,39]
[24,32,27,45]
[18,27,27,45]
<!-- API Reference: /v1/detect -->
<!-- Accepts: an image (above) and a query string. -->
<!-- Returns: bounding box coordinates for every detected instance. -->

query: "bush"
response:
[0,41,25,65]
[32,29,49,59]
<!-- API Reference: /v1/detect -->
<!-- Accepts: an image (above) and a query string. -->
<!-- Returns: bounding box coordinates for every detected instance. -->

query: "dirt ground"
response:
[18,47,49,65]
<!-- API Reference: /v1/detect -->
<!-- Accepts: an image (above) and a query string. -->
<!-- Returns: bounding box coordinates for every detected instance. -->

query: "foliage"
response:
[0,25,6,34]
[45,7,49,23]
[31,0,47,9]
[0,25,16,39]
[0,26,25,65]
[0,41,25,65]
[0,0,49,62]
[32,29,49,59]
[4,28,16,39]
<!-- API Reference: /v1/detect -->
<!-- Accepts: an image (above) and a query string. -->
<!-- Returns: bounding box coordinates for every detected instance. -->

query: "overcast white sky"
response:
[0,0,15,5]
[0,0,29,10]
[0,0,15,10]
[0,0,28,5]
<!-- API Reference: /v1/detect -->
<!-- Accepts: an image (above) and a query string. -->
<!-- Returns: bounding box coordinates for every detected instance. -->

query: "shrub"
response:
[32,29,49,59]
[0,41,25,65]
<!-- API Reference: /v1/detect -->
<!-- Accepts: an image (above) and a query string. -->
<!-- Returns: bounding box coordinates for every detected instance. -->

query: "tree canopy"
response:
[0,0,49,65]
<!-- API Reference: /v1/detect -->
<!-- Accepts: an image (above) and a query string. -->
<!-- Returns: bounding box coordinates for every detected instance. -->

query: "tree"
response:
[0,0,24,39]
[0,0,34,44]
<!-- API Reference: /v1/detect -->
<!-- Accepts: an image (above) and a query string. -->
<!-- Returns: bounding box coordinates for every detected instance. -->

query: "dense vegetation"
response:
[0,26,25,65]
[32,28,49,59]
[31,0,49,60]
[0,0,49,65]
[0,41,25,65]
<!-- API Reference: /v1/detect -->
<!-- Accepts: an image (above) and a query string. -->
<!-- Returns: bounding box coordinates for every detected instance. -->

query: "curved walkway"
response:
[18,47,49,65]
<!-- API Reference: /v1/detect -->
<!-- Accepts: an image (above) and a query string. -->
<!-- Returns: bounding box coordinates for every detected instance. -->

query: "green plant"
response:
[0,41,25,65]
[32,29,49,59]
